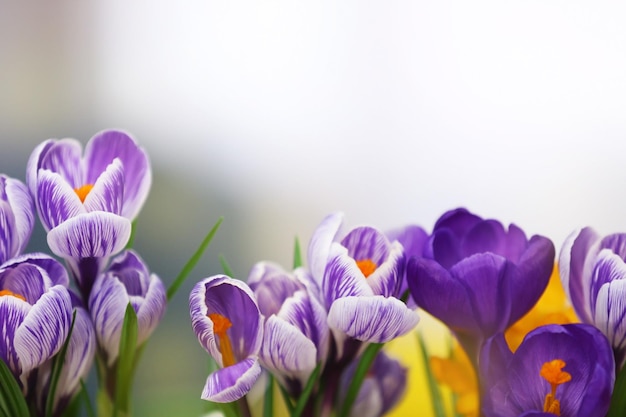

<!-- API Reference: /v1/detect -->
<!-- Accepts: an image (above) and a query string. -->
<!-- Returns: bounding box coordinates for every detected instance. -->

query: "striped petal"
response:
[35,169,85,231]
[82,158,124,215]
[201,357,262,403]
[0,176,35,261]
[89,275,129,365]
[31,139,84,190]
[0,295,31,374]
[134,274,167,346]
[323,244,373,309]
[308,212,344,286]
[327,296,419,343]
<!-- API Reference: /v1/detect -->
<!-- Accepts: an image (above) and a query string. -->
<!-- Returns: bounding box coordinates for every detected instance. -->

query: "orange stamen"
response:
[208,313,236,367]
[356,259,377,278]
[540,359,571,416]
[74,184,94,203]
[0,289,26,302]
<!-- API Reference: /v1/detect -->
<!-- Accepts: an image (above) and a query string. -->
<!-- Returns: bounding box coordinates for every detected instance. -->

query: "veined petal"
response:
[3,253,70,287]
[308,212,344,285]
[366,241,404,297]
[386,224,428,260]
[135,274,167,346]
[248,261,304,317]
[0,200,19,263]
[84,130,151,220]
[0,296,31,374]
[34,139,85,189]
[26,139,56,198]
[36,169,86,231]
[83,158,124,215]
[201,357,262,403]
[327,296,419,343]
[323,244,373,309]
[260,316,317,381]
[47,211,131,259]
[341,226,390,266]
[0,262,49,304]
[14,285,72,374]
[2,176,35,257]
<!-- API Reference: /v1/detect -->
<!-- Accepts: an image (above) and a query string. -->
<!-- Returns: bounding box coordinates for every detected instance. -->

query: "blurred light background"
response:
[1,1,626,416]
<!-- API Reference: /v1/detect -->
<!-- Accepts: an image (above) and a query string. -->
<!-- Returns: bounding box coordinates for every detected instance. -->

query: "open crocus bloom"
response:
[0,254,72,379]
[480,324,614,417]
[89,250,166,366]
[407,208,555,348]
[308,213,419,354]
[26,130,151,295]
[560,228,626,367]
[189,275,264,403]
[0,175,35,265]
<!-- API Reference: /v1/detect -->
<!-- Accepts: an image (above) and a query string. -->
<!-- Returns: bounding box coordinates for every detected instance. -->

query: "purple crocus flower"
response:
[0,175,35,265]
[189,275,264,403]
[26,130,151,296]
[406,208,555,354]
[247,262,329,395]
[89,249,166,366]
[480,324,614,417]
[308,213,420,356]
[559,227,626,367]
[340,351,407,417]
[0,254,72,379]
[386,224,429,307]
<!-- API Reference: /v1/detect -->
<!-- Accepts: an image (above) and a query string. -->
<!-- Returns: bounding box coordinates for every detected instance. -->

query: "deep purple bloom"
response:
[0,175,35,265]
[406,208,555,342]
[26,130,151,294]
[386,224,429,306]
[89,249,166,366]
[559,227,626,366]
[340,351,407,417]
[480,324,614,417]
[308,213,419,353]
[0,254,72,379]
[248,262,329,395]
[189,275,264,402]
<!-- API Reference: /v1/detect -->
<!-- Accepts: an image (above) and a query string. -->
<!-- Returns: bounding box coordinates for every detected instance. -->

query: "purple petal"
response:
[201,357,261,402]
[34,139,84,189]
[327,296,419,343]
[248,261,304,317]
[1,176,35,259]
[502,223,528,262]
[432,207,482,237]
[461,219,507,258]
[26,139,56,198]
[14,285,72,374]
[428,229,463,269]
[135,274,167,346]
[46,211,131,259]
[322,244,373,309]
[365,241,404,298]
[340,227,390,266]
[0,262,48,304]
[308,212,344,285]
[386,224,429,260]
[84,130,151,220]
[36,170,86,231]
[83,158,124,215]
[4,253,70,287]
[0,296,30,374]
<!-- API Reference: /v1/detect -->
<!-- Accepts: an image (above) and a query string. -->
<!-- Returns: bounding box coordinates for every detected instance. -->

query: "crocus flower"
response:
[34,291,96,417]
[247,262,329,395]
[189,275,264,402]
[559,228,626,367]
[89,249,166,366]
[0,175,35,264]
[480,324,614,417]
[26,130,151,296]
[308,212,420,356]
[0,254,72,379]
[406,208,555,355]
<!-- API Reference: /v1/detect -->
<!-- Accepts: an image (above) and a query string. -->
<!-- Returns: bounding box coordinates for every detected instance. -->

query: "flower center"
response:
[208,313,236,367]
[74,184,94,203]
[0,289,26,302]
[356,259,377,278]
[540,359,571,416]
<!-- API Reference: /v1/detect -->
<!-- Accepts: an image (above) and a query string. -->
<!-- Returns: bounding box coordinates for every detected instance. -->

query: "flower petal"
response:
[308,212,344,285]
[0,296,30,374]
[1,176,35,259]
[83,158,125,215]
[327,296,419,343]
[201,357,262,403]
[340,226,390,266]
[34,139,84,189]
[135,274,167,346]
[36,169,86,231]
[323,244,373,308]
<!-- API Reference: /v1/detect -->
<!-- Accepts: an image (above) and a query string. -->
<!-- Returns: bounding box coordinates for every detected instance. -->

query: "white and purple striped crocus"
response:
[89,249,166,366]
[0,254,72,380]
[406,208,554,356]
[480,324,614,417]
[189,275,264,402]
[26,130,151,297]
[560,227,626,367]
[248,262,329,396]
[0,175,35,265]
[308,212,420,358]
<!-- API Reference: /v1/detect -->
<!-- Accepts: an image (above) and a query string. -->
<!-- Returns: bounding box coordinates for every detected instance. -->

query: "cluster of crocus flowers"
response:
[0,130,166,417]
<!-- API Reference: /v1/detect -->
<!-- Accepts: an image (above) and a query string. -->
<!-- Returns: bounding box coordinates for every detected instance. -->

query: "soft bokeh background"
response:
[1,1,626,416]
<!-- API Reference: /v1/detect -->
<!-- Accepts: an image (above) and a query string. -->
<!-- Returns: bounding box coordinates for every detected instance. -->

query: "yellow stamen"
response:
[208,313,236,367]
[356,259,377,278]
[0,289,26,302]
[540,359,571,416]
[74,184,94,203]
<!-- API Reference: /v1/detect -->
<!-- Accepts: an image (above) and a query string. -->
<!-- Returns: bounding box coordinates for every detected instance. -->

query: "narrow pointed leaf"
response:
[46,310,78,417]
[417,331,446,417]
[293,236,303,269]
[114,304,138,417]
[167,217,223,300]
[125,221,137,249]
[219,254,234,277]
[277,383,295,415]
[263,374,274,417]
[609,360,626,417]
[337,343,384,417]
[0,358,29,417]
[292,362,322,417]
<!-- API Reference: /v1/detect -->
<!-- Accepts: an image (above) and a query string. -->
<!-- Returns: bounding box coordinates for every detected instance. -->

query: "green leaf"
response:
[79,379,95,417]
[417,331,446,417]
[125,220,137,249]
[609,360,626,417]
[114,303,138,417]
[46,309,77,417]
[293,236,303,269]
[277,383,295,415]
[292,362,322,417]
[337,343,384,417]
[263,374,274,417]
[0,358,29,417]
[167,217,223,301]
[219,254,234,277]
